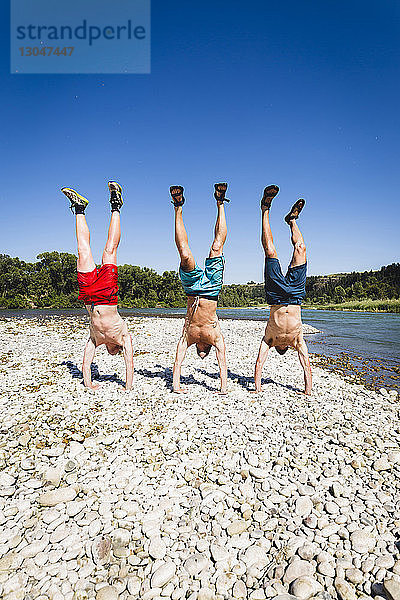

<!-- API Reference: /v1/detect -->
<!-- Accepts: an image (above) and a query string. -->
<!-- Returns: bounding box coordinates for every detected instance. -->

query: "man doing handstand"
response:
[61,182,134,391]
[171,183,229,394]
[254,185,312,395]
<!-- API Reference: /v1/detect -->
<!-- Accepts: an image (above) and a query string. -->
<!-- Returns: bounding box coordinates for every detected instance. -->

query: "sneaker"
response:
[108,181,123,211]
[61,187,89,213]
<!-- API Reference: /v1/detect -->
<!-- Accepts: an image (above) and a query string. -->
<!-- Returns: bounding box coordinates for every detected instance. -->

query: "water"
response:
[1,307,399,391]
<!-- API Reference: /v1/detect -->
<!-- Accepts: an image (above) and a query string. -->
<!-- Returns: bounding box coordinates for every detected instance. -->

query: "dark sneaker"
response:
[61,187,89,213]
[108,181,123,211]
[261,185,279,209]
[285,199,305,224]
[214,182,229,203]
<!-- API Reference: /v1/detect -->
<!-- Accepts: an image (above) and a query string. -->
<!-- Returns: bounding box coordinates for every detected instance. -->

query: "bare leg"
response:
[261,207,278,259]
[288,219,306,267]
[209,202,227,258]
[175,207,196,272]
[102,211,121,266]
[76,214,96,272]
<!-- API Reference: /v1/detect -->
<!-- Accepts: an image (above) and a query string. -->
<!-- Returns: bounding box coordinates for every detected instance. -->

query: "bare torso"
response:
[184,297,223,347]
[264,304,303,349]
[85,304,129,347]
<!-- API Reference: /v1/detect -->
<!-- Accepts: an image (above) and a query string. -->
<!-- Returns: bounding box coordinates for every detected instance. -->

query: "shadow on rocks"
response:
[196,368,301,394]
[135,365,221,393]
[61,361,125,387]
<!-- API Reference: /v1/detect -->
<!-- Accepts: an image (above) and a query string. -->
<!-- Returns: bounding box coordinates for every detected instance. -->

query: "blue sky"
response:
[1,0,399,283]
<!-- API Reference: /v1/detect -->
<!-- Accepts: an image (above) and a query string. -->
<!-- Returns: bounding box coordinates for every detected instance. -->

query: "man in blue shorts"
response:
[170,183,229,394]
[253,185,312,395]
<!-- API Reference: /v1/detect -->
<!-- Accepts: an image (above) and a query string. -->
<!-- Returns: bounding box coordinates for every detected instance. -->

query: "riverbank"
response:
[0,316,399,600]
[302,298,400,314]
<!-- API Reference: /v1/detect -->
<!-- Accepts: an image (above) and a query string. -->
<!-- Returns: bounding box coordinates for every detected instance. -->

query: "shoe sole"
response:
[108,181,123,206]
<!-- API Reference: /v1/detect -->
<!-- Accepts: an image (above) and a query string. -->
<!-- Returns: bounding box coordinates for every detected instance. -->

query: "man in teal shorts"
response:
[170,183,229,394]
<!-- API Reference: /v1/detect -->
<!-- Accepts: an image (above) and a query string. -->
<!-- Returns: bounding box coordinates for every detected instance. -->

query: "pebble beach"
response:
[0,315,399,600]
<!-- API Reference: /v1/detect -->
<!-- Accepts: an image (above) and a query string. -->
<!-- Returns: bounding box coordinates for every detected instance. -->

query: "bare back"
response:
[184,297,223,347]
[86,304,129,347]
[264,304,303,349]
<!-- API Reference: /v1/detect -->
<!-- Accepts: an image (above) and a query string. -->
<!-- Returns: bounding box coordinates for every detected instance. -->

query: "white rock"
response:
[88,519,102,537]
[216,572,236,592]
[0,472,16,487]
[38,487,77,506]
[197,589,215,600]
[283,560,315,584]
[290,576,322,600]
[43,467,62,487]
[373,456,391,471]
[67,501,86,517]
[334,578,357,600]
[295,497,313,517]
[249,589,266,600]
[127,576,141,595]
[148,536,167,560]
[183,553,208,576]
[19,540,48,559]
[227,520,248,535]
[96,586,119,600]
[233,580,247,598]
[68,441,85,458]
[151,562,176,588]
[91,535,112,565]
[350,530,376,554]
[384,578,400,600]
[210,542,229,562]
[111,528,130,549]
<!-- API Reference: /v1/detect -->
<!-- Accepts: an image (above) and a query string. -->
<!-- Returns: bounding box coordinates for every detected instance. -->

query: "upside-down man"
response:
[170,183,229,394]
[61,182,134,391]
[254,185,312,395]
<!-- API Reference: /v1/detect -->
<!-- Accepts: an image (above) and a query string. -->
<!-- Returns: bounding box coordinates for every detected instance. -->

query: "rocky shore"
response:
[0,316,399,600]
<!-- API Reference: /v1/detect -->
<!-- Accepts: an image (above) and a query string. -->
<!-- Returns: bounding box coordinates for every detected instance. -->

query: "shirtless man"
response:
[61,182,134,391]
[254,185,312,395]
[170,183,229,394]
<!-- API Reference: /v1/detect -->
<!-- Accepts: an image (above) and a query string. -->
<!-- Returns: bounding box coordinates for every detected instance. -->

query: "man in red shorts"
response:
[61,182,134,391]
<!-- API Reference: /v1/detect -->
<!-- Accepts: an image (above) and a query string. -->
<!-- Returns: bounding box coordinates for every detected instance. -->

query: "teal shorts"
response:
[179,256,225,300]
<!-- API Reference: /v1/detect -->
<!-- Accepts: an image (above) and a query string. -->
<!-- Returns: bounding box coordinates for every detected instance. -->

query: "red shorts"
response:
[77,264,118,306]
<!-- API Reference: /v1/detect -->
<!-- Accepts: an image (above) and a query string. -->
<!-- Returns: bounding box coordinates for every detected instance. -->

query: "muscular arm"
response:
[297,339,312,395]
[122,333,134,391]
[82,337,98,390]
[173,336,188,393]
[215,336,227,394]
[254,337,270,392]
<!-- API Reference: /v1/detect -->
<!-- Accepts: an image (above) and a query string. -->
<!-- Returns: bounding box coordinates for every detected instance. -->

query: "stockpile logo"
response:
[10,0,151,74]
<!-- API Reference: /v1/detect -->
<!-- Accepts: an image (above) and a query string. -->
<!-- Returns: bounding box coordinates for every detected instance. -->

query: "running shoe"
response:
[108,181,123,211]
[61,187,89,212]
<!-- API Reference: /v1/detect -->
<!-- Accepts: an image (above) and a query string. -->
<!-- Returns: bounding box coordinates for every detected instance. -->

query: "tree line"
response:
[0,252,398,309]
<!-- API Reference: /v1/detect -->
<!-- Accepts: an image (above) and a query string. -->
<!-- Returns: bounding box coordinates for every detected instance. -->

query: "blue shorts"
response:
[179,256,225,300]
[264,258,307,305]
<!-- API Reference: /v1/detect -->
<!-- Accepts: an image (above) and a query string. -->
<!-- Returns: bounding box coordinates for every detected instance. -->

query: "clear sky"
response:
[1,0,399,283]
